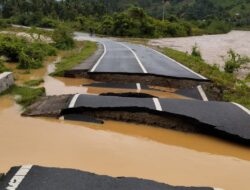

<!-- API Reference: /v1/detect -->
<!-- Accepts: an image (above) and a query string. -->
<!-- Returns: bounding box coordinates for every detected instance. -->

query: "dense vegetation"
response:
[2,0,249,37]
[0,34,57,69]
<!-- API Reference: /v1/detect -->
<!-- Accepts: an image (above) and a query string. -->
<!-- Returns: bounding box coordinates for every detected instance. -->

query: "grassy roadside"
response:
[1,85,45,107]
[51,41,97,76]
[24,79,44,87]
[161,47,250,109]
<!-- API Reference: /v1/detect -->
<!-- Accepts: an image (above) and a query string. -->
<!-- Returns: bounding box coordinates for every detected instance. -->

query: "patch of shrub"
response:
[52,25,75,50]
[39,17,59,28]
[191,44,202,59]
[0,34,57,69]
[224,49,249,73]
[206,20,232,34]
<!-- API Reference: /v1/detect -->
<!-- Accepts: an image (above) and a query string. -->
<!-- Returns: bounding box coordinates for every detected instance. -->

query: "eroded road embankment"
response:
[0,165,213,190]
[23,94,250,145]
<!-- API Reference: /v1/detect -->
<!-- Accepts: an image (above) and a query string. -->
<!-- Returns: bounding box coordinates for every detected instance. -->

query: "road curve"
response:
[90,41,144,74]
[89,40,207,80]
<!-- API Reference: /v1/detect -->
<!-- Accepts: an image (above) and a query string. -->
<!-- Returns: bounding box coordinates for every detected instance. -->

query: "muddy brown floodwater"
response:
[0,63,250,190]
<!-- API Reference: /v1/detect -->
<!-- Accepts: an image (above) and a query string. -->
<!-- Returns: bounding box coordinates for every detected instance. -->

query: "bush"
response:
[165,23,189,37]
[39,17,59,28]
[224,49,249,73]
[206,20,232,34]
[191,44,202,59]
[18,50,42,69]
[0,34,57,69]
[99,16,114,35]
[52,25,75,50]
[0,35,26,61]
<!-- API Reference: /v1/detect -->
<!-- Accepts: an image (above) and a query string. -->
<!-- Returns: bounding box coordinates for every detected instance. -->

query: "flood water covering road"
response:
[0,63,250,190]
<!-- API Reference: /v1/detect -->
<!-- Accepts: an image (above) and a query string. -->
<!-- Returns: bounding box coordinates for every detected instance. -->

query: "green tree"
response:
[52,25,75,50]
[100,16,114,35]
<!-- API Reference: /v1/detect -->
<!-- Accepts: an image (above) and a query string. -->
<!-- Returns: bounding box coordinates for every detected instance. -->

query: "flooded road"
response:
[0,63,250,190]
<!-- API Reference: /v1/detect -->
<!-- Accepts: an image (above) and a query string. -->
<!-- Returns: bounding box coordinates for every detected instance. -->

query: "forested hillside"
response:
[0,0,249,37]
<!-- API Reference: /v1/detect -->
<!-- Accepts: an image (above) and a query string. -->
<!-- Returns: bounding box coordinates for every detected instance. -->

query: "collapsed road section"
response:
[65,40,210,89]
[0,165,216,190]
[23,94,250,145]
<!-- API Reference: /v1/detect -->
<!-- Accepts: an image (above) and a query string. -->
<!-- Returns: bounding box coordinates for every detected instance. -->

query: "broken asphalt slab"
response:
[0,165,215,190]
[23,94,250,145]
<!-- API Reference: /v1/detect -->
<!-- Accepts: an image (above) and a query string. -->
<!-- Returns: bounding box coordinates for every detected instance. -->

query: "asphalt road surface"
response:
[67,94,250,141]
[87,39,207,80]
[0,165,215,190]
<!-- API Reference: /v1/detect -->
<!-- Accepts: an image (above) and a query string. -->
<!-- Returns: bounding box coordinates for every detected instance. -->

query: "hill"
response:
[0,0,249,37]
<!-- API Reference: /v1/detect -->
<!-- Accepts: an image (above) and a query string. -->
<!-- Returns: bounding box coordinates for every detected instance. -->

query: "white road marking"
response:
[68,94,80,108]
[90,42,107,72]
[197,85,208,101]
[153,98,162,111]
[6,165,33,190]
[232,103,250,115]
[118,42,148,74]
[214,188,224,190]
[136,83,141,92]
[148,46,207,80]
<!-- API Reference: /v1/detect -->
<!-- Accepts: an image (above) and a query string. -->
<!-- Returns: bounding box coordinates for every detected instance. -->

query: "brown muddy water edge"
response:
[22,94,250,146]
[1,63,250,190]
[1,95,250,190]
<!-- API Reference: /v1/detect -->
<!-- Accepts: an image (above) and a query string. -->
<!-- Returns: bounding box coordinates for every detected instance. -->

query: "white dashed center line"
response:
[118,42,148,74]
[153,98,162,111]
[6,165,33,190]
[136,83,141,92]
[197,85,208,101]
[68,94,80,108]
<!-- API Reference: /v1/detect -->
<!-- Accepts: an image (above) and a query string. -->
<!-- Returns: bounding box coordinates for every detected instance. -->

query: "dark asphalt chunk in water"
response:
[0,166,214,190]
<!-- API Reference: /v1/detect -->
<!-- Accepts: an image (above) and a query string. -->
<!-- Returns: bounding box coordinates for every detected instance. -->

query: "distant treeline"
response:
[2,0,249,37]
